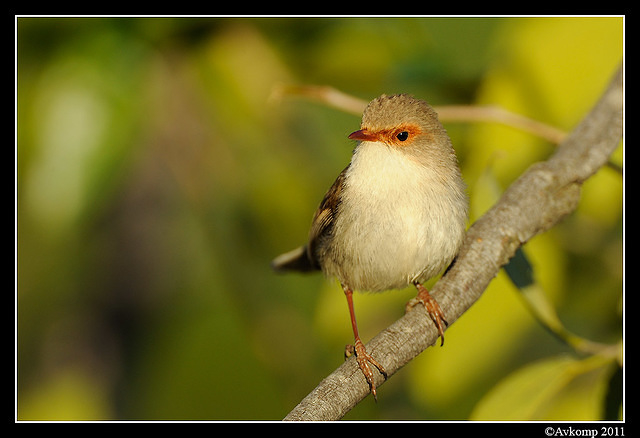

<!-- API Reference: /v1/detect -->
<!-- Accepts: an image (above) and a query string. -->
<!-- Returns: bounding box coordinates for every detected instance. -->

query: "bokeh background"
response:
[16,16,623,421]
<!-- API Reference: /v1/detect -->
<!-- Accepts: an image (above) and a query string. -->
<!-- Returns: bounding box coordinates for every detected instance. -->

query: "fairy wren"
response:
[272,94,468,400]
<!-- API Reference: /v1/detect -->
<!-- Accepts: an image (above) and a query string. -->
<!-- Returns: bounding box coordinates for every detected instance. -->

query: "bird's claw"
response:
[346,339,387,401]
[406,283,448,346]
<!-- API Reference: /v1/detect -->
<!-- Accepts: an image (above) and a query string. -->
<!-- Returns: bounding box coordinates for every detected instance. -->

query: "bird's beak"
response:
[348,129,378,142]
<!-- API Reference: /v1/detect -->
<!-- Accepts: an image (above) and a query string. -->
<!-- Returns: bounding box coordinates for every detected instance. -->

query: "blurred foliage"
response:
[16,16,623,421]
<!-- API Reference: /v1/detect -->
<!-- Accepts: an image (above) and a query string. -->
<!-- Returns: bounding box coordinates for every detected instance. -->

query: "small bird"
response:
[272,94,468,400]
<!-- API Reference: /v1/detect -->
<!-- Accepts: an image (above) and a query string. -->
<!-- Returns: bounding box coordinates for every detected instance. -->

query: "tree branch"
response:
[283,64,623,421]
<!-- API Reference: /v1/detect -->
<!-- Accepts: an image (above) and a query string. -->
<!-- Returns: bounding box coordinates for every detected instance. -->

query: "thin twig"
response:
[271,84,622,174]
[271,84,567,143]
[270,84,367,115]
[436,104,567,144]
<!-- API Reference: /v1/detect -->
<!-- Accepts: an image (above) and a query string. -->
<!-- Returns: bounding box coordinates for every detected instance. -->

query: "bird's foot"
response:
[345,339,387,401]
[406,283,448,346]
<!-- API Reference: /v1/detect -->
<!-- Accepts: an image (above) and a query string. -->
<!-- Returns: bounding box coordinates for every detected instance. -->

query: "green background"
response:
[16,16,623,421]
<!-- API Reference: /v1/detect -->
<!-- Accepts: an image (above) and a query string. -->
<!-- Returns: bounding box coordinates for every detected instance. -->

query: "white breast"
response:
[322,141,466,292]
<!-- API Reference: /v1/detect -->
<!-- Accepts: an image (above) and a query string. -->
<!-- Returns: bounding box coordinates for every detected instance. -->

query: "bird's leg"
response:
[342,284,387,401]
[406,282,448,346]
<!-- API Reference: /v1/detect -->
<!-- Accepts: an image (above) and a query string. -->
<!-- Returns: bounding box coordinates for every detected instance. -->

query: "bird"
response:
[271,93,468,400]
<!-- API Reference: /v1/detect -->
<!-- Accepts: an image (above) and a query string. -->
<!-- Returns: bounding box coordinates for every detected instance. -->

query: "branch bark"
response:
[283,65,623,421]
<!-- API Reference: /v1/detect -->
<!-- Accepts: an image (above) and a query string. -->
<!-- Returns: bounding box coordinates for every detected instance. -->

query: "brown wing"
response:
[306,165,348,267]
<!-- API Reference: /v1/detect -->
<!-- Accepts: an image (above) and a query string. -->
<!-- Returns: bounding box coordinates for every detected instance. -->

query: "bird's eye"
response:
[396,131,409,141]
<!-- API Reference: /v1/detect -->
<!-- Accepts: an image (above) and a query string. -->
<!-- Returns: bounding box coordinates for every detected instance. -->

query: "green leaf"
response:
[505,248,566,335]
[470,354,618,420]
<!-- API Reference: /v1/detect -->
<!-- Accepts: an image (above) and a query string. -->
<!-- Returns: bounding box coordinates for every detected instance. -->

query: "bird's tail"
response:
[271,246,318,273]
